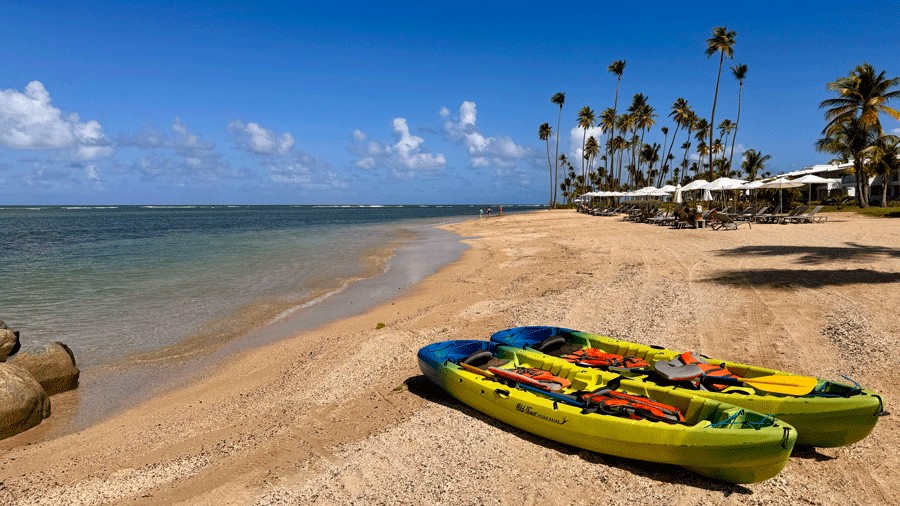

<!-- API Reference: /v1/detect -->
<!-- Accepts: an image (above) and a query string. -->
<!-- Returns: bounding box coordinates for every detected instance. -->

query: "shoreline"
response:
[1,210,897,505]
[4,218,469,440]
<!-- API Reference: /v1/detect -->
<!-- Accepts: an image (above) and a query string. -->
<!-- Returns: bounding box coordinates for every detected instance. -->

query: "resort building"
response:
[780,161,900,203]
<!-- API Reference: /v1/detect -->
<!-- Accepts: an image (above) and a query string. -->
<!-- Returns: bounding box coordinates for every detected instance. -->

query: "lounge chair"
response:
[710,212,751,230]
[735,206,768,222]
[757,205,806,224]
[781,205,826,224]
[646,211,672,225]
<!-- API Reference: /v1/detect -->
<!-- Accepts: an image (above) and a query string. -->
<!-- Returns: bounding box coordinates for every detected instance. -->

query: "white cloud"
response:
[0,80,113,160]
[892,128,900,135]
[228,120,295,155]
[351,118,446,179]
[124,118,241,181]
[86,165,99,181]
[443,101,529,169]
[568,125,604,167]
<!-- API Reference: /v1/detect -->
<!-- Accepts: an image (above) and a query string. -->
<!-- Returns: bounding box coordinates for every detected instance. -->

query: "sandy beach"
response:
[1,210,898,505]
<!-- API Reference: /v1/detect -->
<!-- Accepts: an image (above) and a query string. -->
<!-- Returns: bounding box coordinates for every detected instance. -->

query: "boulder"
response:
[0,363,50,440]
[0,328,20,362]
[8,342,80,395]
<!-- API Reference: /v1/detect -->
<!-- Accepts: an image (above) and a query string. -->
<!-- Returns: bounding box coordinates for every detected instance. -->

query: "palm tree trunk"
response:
[554,107,562,207]
[709,52,724,180]
[854,160,867,208]
[728,82,743,171]
[545,139,553,206]
[663,124,681,181]
[680,127,693,183]
[581,129,587,185]
[639,128,649,184]
[608,76,622,191]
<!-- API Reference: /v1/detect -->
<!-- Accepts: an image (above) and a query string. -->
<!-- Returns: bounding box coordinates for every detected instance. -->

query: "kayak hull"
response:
[490,326,886,447]
[418,339,796,484]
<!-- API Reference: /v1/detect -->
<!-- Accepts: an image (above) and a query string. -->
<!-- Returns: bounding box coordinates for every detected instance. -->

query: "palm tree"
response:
[705,26,737,183]
[627,94,655,183]
[693,118,711,178]
[641,142,661,184]
[679,111,698,184]
[539,123,553,206]
[666,98,692,183]
[819,63,900,206]
[584,135,601,187]
[727,64,748,171]
[607,60,626,181]
[741,149,771,181]
[816,116,879,205]
[616,113,634,188]
[718,118,735,162]
[551,92,566,207]
[658,126,669,186]
[871,134,900,206]
[599,107,616,186]
[577,106,596,181]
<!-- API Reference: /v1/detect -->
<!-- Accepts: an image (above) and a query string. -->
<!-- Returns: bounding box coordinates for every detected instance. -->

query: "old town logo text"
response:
[516,404,569,425]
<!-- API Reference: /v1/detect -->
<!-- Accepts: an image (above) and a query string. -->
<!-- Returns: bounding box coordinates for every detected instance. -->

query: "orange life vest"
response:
[563,348,650,370]
[580,389,684,424]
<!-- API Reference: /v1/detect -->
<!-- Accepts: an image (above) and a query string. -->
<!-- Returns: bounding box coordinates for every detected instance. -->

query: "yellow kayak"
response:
[418,339,796,483]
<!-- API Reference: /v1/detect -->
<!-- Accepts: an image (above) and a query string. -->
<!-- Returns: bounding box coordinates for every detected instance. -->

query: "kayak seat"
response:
[531,336,584,357]
[460,350,508,369]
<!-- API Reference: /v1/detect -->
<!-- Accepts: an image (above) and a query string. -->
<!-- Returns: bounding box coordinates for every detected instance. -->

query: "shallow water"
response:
[0,205,534,367]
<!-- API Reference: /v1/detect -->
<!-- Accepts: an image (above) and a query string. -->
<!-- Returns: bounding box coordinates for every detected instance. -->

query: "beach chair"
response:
[710,212,751,230]
[757,205,806,224]
[781,205,826,224]
[736,206,768,222]
[646,211,672,225]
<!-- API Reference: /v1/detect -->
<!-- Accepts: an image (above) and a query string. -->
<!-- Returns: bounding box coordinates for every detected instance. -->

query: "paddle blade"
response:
[740,375,818,396]
[458,362,494,378]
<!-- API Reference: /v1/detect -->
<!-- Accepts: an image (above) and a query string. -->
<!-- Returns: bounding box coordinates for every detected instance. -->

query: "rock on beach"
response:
[0,323,22,362]
[8,342,81,396]
[0,363,50,439]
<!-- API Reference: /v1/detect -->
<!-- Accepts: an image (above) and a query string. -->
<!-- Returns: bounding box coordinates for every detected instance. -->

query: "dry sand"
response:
[1,210,898,505]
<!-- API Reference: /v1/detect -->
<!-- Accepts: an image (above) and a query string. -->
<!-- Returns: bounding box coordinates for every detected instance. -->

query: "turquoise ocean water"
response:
[0,205,533,367]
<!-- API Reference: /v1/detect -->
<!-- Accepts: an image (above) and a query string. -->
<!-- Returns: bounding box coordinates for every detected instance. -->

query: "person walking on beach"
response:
[499,206,503,216]
[479,209,484,218]
[487,207,492,217]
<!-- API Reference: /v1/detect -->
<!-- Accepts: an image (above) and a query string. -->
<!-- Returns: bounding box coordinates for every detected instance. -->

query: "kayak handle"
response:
[496,389,510,398]
[874,395,890,417]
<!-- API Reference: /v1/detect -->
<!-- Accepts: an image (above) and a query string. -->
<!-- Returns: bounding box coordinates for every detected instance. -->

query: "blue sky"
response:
[2,1,899,204]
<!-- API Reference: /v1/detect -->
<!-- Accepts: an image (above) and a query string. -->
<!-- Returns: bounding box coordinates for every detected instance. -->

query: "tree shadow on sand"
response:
[404,375,754,496]
[714,242,900,265]
[704,268,900,289]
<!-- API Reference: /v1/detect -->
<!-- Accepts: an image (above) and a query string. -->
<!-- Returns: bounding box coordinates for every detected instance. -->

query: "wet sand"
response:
[1,210,898,505]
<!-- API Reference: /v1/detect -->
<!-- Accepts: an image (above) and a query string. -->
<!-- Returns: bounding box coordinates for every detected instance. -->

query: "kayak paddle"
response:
[703,374,818,396]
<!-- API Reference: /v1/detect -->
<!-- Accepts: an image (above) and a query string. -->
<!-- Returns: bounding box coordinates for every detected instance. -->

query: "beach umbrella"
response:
[701,177,746,191]
[659,184,678,193]
[702,177,748,204]
[791,174,841,202]
[737,180,765,206]
[674,184,683,203]
[760,177,804,210]
[680,179,710,192]
[701,189,714,201]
